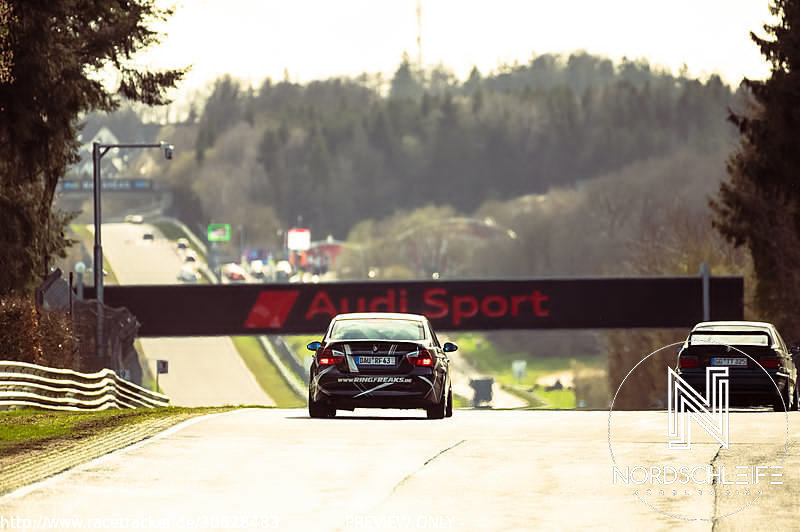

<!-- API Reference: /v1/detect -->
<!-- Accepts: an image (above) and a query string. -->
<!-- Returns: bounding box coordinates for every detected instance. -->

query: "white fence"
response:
[0,361,170,411]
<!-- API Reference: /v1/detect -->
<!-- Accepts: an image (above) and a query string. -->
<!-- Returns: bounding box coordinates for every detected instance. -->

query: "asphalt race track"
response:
[99,223,274,407]
[1,409,797,531]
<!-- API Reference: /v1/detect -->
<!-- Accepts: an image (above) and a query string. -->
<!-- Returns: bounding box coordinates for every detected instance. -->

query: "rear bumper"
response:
[320,395,441,410]
[678,368,790,402]
[310,368,444,409]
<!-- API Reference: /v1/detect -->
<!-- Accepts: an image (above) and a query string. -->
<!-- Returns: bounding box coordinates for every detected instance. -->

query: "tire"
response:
[792,384,799,412]
[427,387,447,419]
[773,384,791,412]
[309,389,333,418]
[445,387,453,418]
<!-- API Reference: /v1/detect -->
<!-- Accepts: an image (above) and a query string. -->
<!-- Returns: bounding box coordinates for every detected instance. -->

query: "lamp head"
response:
[160,141,175,160]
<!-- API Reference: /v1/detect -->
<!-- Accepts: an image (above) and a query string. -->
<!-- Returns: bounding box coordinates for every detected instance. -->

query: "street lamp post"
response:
[92,141,174,368]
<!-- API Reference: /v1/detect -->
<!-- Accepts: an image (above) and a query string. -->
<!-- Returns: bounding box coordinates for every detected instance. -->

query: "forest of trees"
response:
[100,52,744,247]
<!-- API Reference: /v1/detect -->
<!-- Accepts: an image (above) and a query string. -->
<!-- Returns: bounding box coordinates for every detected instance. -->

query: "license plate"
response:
[711,357,747,366]
[357,356,394,365]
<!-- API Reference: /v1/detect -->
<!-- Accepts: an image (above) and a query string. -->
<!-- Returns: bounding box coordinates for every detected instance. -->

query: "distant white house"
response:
[71,126,127,178]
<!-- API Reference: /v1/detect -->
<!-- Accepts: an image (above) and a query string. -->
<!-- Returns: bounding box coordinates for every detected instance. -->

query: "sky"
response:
[134,0,778,103]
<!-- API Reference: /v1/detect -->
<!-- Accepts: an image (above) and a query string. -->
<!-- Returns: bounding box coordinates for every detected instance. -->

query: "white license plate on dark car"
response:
[711,357,747,366]
[357,356,394,365]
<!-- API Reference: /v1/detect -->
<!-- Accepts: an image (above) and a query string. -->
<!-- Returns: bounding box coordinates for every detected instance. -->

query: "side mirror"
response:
[443,342,458,353]
[307,341,321,351]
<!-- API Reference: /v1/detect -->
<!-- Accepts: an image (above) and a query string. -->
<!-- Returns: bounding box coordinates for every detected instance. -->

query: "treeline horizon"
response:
[80,51,744,244]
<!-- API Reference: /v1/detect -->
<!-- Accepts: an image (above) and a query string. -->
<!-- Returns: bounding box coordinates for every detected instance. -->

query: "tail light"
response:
[759,357,780,369]
[318,348,344,366]
[679,355,698,369]
[408,349,434,367]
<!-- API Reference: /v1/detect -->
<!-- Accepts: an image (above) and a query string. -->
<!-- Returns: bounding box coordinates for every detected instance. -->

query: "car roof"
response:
[691,321,775,332]
[333,312,427,321]
[689,321,782,346]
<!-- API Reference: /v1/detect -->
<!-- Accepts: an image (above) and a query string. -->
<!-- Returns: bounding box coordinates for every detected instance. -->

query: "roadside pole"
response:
[700,262,710,321]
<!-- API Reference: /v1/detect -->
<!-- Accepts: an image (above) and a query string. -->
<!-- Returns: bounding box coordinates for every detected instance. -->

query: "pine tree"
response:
[712,0,800,339]
[195,76,241,161]
[389,53,423,100]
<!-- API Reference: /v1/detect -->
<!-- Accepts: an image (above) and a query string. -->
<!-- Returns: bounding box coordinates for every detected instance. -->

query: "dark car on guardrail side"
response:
[676,320,798,411]
[306,312,455,419]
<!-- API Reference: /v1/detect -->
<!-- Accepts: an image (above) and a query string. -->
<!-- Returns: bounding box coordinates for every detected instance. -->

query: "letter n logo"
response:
[667,367,729,450]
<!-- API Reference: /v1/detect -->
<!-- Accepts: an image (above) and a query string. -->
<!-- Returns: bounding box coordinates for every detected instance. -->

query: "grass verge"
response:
[0,407,231,458]
[133,339,156,392]
[152,221,208,263]
[452,332,604,409]
[500,385,547,408]
[452,392,469,409]
[231,336,305,408]
[283,335,320,364]
[501,384,575,409]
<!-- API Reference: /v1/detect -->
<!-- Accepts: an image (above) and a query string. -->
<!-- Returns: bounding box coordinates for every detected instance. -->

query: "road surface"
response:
[98,223,274,407]
[1,409,797,531]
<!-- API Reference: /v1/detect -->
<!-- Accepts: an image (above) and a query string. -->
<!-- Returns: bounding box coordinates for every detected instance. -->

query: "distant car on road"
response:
[249,259,264,279]
[177,266,199,283]
[275,260,292,282]
[142,232,154,241]
[176,238,190,250]
[306,312,455,419]
[183,252,197,264]
[677,321,798,411]
[222,262,247,281]
[124,214,144,224]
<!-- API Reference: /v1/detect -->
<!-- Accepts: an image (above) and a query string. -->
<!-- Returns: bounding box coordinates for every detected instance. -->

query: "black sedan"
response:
[676,321,798,411]
[307,312,455,419]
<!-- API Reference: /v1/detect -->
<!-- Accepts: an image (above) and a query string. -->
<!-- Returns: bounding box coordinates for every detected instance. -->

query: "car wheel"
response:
[773,384,791,412]
[308,389,332,419]
[445,387,453,418]
[427,388,447,420]
[792,384,799,412]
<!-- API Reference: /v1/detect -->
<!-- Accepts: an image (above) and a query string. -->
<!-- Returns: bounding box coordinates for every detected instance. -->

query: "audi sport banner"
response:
[84,277,743,337]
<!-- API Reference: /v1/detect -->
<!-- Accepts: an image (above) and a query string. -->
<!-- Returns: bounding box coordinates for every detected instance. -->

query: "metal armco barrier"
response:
[84,277,743,336]
[0,361,170,410]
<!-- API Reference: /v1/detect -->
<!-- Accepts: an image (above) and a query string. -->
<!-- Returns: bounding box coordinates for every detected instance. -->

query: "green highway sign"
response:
[207,223,231,242]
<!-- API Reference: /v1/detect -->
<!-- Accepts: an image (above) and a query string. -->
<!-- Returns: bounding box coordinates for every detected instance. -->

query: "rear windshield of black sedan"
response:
[329,319,426,341]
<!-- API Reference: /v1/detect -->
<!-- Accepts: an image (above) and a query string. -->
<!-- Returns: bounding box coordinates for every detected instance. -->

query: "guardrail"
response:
[258,337,306,399]
[0,361,170,411]
[273,336,309,383]
[154,215,208,257]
